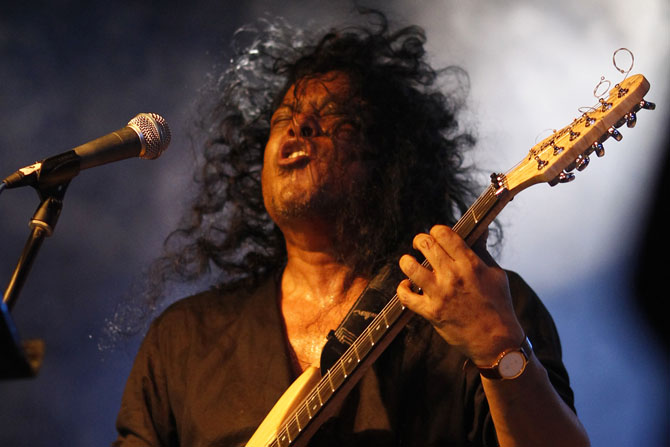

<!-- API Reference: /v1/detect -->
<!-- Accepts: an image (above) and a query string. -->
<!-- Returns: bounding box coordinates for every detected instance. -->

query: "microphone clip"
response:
[3,150,81,190]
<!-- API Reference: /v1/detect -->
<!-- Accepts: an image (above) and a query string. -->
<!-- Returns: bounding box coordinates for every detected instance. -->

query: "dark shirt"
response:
[113,271,574,446]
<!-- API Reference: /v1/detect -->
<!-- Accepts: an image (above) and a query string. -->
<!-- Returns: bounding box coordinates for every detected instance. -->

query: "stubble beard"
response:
[269,175,344,223]
[263,158,378,272]
[266,163,368,242]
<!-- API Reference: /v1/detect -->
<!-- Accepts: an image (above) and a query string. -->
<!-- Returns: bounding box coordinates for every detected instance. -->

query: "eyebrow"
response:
[276,95,350,115]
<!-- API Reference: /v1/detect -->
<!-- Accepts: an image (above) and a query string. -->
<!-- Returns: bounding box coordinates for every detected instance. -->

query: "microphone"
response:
[2,113,171,190]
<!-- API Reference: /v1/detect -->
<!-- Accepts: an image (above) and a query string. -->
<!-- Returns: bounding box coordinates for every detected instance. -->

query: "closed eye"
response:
[270,104,294,127]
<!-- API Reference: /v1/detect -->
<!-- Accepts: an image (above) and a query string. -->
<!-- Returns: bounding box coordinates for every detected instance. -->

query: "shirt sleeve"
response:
[113,318,178,447]
[507,270,575,412]
[395,270,576,446]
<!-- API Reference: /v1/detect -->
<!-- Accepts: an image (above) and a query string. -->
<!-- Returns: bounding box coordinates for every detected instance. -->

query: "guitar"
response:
[247,73,654,447]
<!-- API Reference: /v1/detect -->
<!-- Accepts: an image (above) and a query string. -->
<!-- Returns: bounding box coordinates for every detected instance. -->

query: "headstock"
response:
[501,74,654,195]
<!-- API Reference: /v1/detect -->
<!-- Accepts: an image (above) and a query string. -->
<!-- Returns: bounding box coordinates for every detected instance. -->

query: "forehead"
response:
[281,71,356,108]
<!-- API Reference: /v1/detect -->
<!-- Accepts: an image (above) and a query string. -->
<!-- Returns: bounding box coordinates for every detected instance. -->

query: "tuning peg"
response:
[640,100,656,110]
[614,116,627,128]
[584,141,604,158]
[549,171,575,187]
[591,141,605,157]
[608,127,623,141]
[632,99,656,113]
[576,154,590,171]
[625,111,637,128]
[560,171,575,183]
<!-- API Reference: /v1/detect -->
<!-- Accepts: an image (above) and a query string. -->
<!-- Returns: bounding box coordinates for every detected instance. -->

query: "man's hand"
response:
[396,225,525,366]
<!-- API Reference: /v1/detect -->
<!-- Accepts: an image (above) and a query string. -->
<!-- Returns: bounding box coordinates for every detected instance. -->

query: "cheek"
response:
[260,145,273,199]
[262,142,272,167]
[264,128,281,158]
[260,166,277,221]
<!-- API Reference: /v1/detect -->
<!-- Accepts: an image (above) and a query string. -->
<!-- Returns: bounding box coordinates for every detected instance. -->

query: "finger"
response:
[398,254,434,291]
[411,232,454,278]
[429,225,481,267]
[396,278,429,316]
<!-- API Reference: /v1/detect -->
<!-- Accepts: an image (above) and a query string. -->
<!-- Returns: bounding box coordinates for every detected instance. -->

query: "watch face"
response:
[498,351,526,378]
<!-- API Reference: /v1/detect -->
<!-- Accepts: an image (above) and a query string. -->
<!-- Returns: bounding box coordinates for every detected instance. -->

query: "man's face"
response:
[261,71,368,227]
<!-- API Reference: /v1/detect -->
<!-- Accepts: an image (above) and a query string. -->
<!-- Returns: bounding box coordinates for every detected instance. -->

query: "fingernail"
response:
[421,236,433,249]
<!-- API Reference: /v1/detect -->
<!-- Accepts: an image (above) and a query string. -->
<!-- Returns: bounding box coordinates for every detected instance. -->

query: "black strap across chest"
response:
[319,263,403,373]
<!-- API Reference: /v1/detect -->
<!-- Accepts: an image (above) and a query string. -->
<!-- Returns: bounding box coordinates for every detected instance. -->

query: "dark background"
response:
[0,1,667,445]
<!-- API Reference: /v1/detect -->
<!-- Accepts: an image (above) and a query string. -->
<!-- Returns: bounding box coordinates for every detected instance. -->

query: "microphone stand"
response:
[1,181,69,379]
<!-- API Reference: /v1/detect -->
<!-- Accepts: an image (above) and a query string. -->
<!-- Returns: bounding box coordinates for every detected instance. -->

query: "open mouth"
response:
[286,149,308,159]
[279,141,312,166]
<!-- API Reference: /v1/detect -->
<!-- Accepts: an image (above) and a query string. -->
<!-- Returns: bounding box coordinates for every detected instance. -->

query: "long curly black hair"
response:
[107,10,484,340]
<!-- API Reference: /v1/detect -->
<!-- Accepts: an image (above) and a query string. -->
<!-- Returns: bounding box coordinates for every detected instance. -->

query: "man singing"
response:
[114,11,589,446]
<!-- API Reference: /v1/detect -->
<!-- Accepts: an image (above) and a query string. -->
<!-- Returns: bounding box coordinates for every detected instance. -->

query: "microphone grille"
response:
[128,113,171,159]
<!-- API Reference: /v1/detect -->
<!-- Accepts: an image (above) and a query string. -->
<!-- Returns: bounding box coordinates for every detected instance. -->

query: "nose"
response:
[288,114,319,138]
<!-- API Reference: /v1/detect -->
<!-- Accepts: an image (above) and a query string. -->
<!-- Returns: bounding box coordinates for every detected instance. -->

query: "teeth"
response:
[287,150,308,159]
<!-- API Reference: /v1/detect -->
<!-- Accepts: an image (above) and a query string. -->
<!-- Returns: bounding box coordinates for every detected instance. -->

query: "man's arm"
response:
[397,225,590,447]
[480,352,588,446]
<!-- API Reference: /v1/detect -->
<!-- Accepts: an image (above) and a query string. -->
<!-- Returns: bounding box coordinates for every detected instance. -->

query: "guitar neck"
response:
[267,184,510,447]
[454,182,511,244]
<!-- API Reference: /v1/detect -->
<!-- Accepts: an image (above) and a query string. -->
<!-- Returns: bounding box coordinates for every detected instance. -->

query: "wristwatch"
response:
[477,336,533,380]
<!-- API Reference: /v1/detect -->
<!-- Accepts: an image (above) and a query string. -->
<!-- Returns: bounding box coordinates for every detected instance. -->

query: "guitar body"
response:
[246,367,321,447]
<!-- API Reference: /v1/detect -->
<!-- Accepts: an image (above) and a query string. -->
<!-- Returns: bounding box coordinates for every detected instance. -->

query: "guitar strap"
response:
[320,263,404,374]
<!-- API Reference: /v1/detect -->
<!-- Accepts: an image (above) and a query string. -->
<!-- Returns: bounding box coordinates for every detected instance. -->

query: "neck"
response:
[278,221,369,372]
[280,224,368,307]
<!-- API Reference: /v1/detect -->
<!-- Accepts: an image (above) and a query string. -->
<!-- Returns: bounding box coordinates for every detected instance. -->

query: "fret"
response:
[343,350,357,372]
[295,411,302,432]
[352,340,361,362]
[330,364,346,387]
[300,404,313,429]
[371,320,384,341]
[287,415,303,443]
[326,369,335,393]
[304,397,312,420]
[316,386,324,406]
[350,338,367,364]
[383,298,403,324]
[306,391,321,417]
[277,427,290,447]
[286,421,294,443]
[317,379,331,405]
[297,407,311,435]
[339,357,349,378]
